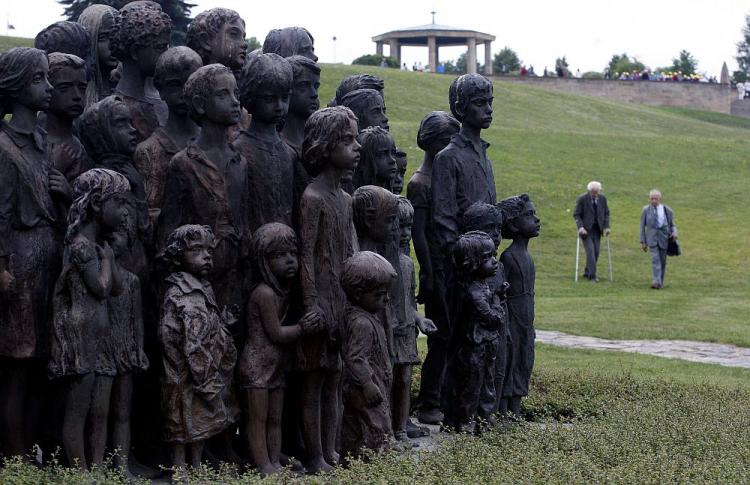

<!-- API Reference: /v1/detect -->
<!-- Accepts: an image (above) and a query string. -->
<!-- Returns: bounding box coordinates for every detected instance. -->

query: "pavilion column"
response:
[389,39,401,63]
[376,41,383,57]
[428,36,437,72]
[467,37,477,74]
[484,41,492,75]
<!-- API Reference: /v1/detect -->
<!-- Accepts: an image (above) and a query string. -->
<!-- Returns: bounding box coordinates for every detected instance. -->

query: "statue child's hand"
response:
[0,269,15,293]
[299,311,322,335]
[363,382,383,406]
[48,168,72,201]
[222,305,239,328]
[498,281,511,297]
[417,316,437,335]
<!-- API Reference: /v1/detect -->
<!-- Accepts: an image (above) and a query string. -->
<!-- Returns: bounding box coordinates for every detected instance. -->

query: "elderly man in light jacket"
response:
[639,189,677,289]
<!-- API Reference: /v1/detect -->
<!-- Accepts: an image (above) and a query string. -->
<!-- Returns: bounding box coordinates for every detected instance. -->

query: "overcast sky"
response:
[5,0,747,75]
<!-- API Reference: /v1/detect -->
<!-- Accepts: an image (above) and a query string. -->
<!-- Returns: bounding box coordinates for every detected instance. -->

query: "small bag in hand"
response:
[667,238,681,257]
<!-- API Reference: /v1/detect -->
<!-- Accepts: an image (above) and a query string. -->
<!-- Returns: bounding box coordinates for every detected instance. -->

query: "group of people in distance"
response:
[0,1,539,478]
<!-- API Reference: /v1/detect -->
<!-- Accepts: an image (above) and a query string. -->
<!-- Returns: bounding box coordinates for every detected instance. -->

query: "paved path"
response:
[536,330,750,369]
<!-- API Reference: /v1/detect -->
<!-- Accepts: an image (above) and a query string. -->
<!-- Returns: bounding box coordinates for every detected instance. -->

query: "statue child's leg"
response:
[510,396,522,417]
[267,388,284,469]
[321,369,341,465]
[0,360,28,457]
[90,374,114,467]
[391,364,411,439]
[300,370,331,472]
[189,440,205,468]
[245,388,275,474]
[62,372,96,468]
[110,373,133,471]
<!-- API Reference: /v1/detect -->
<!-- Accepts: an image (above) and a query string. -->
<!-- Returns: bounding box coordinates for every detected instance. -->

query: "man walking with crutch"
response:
[573,181,610,282]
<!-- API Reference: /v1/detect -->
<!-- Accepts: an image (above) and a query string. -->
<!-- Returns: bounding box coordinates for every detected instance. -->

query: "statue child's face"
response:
[49,66,87,119]
[249,86,289,125]
[360,97,388,131]
[181,237,213,277]
[513,201,541,239]
[475,247,499,278]
[392,155,407,194]
[98,14,118,71]
[267,246,298,282]
[110,104,138,155]
[289,68,320,118]
[368,207,398,244]
[461,88,493,130]
[328,118,360,175]
[18,58,52,112]
[477,220,502,249]
[202,71,240,126]
[134,31,169,76]
[294,32,317,62]
[99,192,129,231]
[371,137,397,187]
[355,283,389,313]
[159,67,195,116]
[399,219,412,248]
[212,18,247,70]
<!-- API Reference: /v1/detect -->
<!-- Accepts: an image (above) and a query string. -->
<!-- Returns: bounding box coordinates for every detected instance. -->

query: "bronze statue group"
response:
[0,2,539,477]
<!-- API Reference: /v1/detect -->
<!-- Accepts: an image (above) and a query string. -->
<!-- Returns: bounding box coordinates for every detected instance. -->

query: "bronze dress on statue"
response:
[159,271,239,444]
[0,121,62,360]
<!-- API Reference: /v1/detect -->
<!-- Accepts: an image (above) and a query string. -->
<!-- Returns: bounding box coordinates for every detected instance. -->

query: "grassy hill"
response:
[0,35,34,52]
[319,64,750,347]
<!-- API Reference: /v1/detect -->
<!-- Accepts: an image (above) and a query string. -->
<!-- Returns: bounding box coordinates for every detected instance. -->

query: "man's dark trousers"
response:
[582,224,601,280]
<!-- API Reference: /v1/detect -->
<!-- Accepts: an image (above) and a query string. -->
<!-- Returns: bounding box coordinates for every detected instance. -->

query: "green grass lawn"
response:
[0,35,34,52]
[319,64,750,347]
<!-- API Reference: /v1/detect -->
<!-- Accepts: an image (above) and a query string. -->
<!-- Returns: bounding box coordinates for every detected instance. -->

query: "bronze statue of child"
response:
[79,95,150,280]
[393,197,436,440]
[102,226,149,476]
[78,4,119,107]
[408,111,460,425]
[340,88,389,132]
[48,168,130,469]
[186,8,247,75]
[443,231,504,434]
[263,27,318,61]
[282,55,320,151]
[238,222,321,475]
[0,47,68,458]
[328,74,383,107]
[158,224,239,471]
[34,20,90,61]
[297,106,360,472]
[110,1,172,141]
[432,74,496,260]
[497,194,540,418]
[461,201,511,415]
[340,251,396,458]
[45,53,92,183]
[392,150,407,195]
[157,63,250,315]
[235,52,308,233]
[134,46,202,213]
[352,126,397,192]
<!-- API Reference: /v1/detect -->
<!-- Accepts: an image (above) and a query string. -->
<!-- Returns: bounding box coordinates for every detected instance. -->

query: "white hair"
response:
[587,181,602,192]
[649,189,662,198]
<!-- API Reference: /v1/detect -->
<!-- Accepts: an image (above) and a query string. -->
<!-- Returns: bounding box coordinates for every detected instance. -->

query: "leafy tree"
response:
[735,13,750,81]
[246,36,261,52]
[493,46,521,74]
[670,50,698,75]
[582,71,604,80]
[57,0,195,45]
[554,56,569,77]
[442,60,460,74]
[352,54,398,68]
[456,53,482,74]
[607,53,646,75]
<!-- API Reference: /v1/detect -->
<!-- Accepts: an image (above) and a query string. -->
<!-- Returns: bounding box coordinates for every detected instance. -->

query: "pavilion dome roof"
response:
[372,22,495,44]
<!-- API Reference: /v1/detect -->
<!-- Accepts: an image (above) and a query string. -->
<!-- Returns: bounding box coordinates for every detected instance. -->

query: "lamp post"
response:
[332,36,337,63]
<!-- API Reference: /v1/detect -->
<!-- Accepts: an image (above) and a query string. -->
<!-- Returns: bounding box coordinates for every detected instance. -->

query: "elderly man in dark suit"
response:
[574,181,610,282]
[640,189,677,289]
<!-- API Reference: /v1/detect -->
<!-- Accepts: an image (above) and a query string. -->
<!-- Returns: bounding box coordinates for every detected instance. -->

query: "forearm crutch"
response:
[606,234,613,282]
[574,236,581,283]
